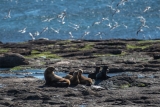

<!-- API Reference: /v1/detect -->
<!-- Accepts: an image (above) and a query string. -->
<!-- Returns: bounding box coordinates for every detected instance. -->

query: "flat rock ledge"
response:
[0,39,160,106]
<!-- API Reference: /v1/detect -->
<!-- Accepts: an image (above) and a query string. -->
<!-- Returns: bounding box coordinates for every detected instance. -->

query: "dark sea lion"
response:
[64,71,80,85]
[88,66,101,79]
[68,71,74,75]
[78,69,93,86]
[44,67,70,87]
[96,66,110,80]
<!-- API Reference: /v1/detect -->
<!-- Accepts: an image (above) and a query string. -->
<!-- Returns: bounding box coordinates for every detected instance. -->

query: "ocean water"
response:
[0,0,160,43]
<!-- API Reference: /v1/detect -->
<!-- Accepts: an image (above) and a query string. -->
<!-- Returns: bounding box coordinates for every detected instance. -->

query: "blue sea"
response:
[0,0,160,43]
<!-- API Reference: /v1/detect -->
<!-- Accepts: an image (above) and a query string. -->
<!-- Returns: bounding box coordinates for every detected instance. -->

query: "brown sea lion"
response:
[78,69,93,86]
[96,66,110,80]
[44,67,70,87]
[64,74,73,80]
[64,71,80,85]
[88,66,101,79]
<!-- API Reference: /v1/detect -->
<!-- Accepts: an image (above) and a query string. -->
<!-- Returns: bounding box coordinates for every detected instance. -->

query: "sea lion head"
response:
[45,67,55,74]
[73,71,79,76]
[78,69,83,74]
[95,66,101,72]
[102,66,108,70]
[44,67,55,85]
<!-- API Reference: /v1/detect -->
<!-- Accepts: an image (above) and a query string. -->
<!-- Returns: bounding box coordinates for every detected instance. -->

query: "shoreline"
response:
[0,39,160,106]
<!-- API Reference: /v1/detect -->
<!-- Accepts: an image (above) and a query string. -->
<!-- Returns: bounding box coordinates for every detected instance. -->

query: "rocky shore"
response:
[0,39,160,107]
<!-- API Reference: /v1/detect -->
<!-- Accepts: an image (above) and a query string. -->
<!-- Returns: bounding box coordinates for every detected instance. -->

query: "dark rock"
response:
[94,45,126,49]
[24,95,41,100]
[7,89,27,95]
[98,76,136,89]
[143,64,160,67]
[76,56,96,59]
[29,39,56,45]
[7,89,19,95]
[2,43,31,49]
[153,54,160,59]
[112,76,135,84]
[61,50,95,57]
[109,68,125,73]
[81,88,96,96]
[0,53,29,68]
[99,49,122,54]
[95,41,126,46]
[11,48,31,55]
[43,100,65,105]
[141,67,159,72]
[148,60,160,64]
[123,60,136,64]
[0,102,12,106]
[53,49,79,53]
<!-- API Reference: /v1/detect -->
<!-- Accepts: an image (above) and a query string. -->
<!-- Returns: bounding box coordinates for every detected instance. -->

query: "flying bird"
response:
[4,9,11,19]
[143,6,151,12]
[69,32,74,39]
[29,32,35,41]
[18,27,27,33]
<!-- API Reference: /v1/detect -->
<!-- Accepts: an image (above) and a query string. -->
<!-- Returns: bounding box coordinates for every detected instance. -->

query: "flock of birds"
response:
[2,0,159,41]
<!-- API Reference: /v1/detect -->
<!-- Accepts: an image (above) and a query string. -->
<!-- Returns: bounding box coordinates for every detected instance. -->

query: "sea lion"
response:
[68,71,74,75]
[68,68,76,75]
[44,67,70,87]
[88,66,101,79]
[64,71,80,85]
[63,74,73,80]
[96,66,110,80]
[78,69,93,86]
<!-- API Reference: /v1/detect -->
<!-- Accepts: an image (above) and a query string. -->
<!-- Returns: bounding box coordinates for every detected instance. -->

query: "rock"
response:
[100,49,122,54]
[24,95,41,100]
[2,43,31,48]
[28,39,56,45]
[109,68,125,73]
[153,54,160,59]
[11,48,31,55]
[123,60,136,64]
[0,53,29,68]
[91,85,105,91]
